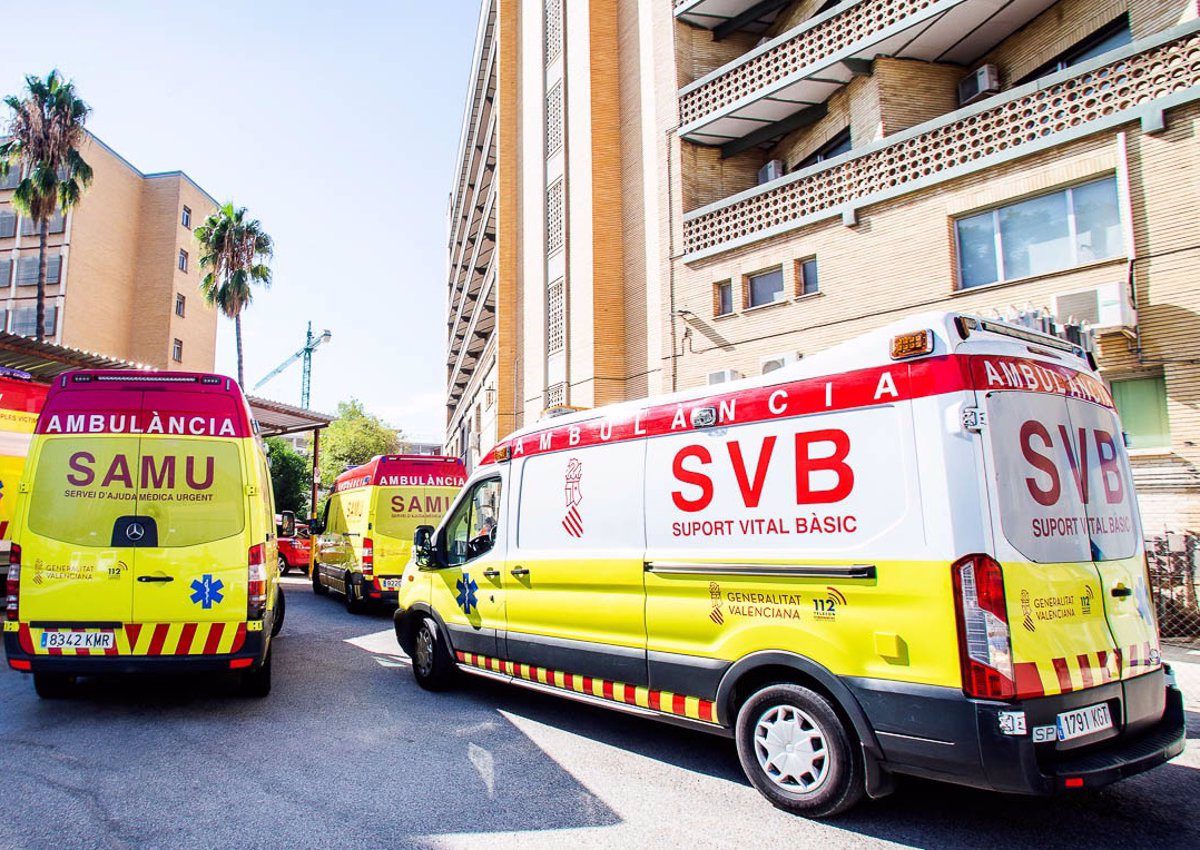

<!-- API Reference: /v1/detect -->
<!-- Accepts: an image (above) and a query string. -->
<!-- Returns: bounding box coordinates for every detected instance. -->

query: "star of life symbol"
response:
[189,574,225,609]
[456,573,479,615]
[562,458,584,538]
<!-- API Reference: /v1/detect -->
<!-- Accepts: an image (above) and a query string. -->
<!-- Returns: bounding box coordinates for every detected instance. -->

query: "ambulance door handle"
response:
[483,569,500,579]
[1110,583,1132,598]
[510,567,530,577]
[137,575,174,583]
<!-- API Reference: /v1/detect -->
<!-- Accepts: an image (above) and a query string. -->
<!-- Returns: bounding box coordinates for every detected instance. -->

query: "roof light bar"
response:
[958,316,1082,356]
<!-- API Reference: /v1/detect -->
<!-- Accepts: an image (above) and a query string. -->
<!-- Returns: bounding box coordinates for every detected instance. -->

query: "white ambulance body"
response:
[395,311,1183,817]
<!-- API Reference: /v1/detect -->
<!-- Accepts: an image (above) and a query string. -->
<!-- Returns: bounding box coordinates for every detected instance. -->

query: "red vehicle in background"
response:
[276,511,312,576]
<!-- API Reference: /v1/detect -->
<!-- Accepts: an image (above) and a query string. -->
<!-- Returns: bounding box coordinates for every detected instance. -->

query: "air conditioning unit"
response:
[708,368,743,386]
[760,352,801,375]
[957,64,1001,106]
[757,159,786,185]
[1052,281,1136,334]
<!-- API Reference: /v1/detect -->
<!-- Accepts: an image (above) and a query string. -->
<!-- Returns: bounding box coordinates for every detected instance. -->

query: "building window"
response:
[20,212,64,236]
[547,278,565,354]
[796,128,852,170]
[175,293,186,318]
[181,205,192,229]
[11,305,57,337]
[546,82,564,157]
[178,249,188,272]
[0,167,20,190]
[1018,16,1131,85]
[0,211,15,238]
[797,258,819,296]
[16,255,62,285]
[0,259,9,286]
[1111,376,1170,450]
[546,381,567,408]
[714,280,733,316]
[745,266,785,309]
[545,0,563,65]
[172,338,184,362]
[546,178,565,256]
[955,176,1124,289]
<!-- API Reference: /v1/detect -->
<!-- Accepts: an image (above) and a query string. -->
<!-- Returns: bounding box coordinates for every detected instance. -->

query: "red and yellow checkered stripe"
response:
[10,621,248,657]
[1013,641,1159,697]
[456,651,718,724]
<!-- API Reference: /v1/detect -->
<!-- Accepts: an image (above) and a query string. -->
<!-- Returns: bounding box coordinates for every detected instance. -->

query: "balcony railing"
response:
[674,0,788,36]
[678,0,1058,145]
[682,23,1200,259]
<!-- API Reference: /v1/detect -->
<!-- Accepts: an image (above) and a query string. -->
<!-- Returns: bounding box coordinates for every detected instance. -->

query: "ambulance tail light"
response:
[362,538,374,578]
[952,554,1015,700]
[248,543,267,620]
[5,544,20,621]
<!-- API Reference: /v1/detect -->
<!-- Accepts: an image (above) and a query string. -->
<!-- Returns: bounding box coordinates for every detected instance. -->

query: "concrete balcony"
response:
[682,22,1200,260]
[674,0,791,38]
[678,0,1058,147]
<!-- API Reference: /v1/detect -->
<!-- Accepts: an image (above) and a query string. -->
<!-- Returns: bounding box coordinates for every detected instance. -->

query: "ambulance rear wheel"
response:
[734,683,864,818]
[344,573,366,614]
[412,617,455,691]
[312,565,328,596]
[33,673,76,699]
[271,587,285,637]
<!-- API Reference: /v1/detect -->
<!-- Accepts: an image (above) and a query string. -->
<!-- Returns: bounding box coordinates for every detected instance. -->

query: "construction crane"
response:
[254,322,332,408]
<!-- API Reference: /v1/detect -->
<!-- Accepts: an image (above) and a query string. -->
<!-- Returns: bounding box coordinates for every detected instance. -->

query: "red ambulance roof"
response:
[34,371,255,438]
[333,455,467,493]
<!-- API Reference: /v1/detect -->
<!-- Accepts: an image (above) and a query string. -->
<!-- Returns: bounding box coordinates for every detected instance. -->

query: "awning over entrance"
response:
[248,395,335,437]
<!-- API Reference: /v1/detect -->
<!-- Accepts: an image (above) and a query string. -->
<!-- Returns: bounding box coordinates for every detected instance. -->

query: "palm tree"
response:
[194,203,273,387]
[0,71,93,342]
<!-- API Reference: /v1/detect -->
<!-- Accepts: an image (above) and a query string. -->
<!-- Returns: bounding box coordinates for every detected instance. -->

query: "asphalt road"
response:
[2,577,1198,850]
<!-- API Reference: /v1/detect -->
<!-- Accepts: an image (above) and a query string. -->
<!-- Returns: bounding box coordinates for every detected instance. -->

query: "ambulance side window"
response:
[445,478,501,566]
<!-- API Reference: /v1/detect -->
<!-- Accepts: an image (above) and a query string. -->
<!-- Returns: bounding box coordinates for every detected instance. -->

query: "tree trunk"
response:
[235,313,245,388]
[35,217,48,342]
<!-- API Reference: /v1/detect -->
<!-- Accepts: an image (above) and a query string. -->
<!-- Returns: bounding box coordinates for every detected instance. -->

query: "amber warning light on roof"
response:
[890,329,933,361]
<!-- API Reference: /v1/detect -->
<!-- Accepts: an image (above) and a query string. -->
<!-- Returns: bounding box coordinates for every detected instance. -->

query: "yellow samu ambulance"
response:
[312,455,465,612]
[394,312,1184,818]
[3,371,283,698]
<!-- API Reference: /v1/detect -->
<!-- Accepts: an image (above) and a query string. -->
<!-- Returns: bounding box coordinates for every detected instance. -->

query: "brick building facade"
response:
[446,0,1200,531]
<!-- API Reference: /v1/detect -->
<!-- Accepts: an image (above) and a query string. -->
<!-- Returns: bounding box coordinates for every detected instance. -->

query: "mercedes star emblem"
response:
[125,522,146,542]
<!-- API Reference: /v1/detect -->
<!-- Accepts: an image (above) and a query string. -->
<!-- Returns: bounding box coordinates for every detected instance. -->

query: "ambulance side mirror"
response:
[414,525,439,570]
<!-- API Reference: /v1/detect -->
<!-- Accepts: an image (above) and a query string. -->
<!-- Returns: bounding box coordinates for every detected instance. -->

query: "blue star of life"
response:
[456,573,478,614]
[190,574,225,609]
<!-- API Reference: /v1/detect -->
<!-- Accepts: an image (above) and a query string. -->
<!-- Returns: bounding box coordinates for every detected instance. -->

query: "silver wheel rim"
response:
[753,704,830,793]
[415,627,434,677]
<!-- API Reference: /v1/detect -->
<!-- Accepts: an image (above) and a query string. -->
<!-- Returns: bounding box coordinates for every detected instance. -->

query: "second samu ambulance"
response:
[3,371,283,698]
[313,455,465,612]
[394,312,1184,818]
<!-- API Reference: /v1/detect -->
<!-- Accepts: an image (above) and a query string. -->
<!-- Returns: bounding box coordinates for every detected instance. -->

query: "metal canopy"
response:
[680,0,1059,146]
[247,395,334,437]
[0,331,151,380]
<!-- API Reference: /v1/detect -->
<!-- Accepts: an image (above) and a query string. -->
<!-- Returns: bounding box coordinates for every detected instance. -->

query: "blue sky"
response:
[0,0,482,444]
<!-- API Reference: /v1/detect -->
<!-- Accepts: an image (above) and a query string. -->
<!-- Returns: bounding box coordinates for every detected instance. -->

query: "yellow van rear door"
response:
[981,386,1119,697]
[131,438,248,625]
[21,434,142,626]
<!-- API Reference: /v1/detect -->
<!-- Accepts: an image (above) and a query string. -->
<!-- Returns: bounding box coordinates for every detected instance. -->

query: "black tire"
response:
[734,683,865,818]
[312,563,328,596]
[33,673,75,699]
[344,573,365,614]
[411,617,456,691]
[278,554,290,576]
[239,653,272,698]
[271,586,286,637]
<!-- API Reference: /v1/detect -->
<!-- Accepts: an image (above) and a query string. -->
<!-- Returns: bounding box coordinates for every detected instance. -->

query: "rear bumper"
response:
[366,577,403,602]
[848,667,1185,795]
[4,629,268,675]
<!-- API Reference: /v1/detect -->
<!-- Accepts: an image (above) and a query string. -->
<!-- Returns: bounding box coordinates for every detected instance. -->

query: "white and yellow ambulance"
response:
[3,371,282,697]
[312,455,465,612]
[394,312,1185,817]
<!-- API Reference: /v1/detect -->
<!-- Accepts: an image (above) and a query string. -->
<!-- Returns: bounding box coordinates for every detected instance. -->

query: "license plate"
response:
[1056,702,1113,742]
[40,630,115,651]
[380,578,404,590]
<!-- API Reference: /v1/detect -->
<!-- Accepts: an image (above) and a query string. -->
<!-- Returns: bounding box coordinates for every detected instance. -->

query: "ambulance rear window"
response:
[373,486,457,539]
[987,392,1139,563]
[137,439,245,547]
[28,437,140,547]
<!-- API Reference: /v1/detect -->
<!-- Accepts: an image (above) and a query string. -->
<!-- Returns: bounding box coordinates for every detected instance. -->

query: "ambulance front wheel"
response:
[344,573,366,614]
[412,617,456,691]
[33,673,76,699]
[734,683,865,819]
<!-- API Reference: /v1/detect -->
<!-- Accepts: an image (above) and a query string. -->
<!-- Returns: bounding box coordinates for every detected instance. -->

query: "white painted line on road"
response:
[468,742,496,798]
[344,628,411,667]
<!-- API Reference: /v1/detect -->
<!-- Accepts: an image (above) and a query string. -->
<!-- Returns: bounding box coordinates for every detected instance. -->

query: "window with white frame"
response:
[181,205,192,229]
[178,249,189,272]
[175,293,186,318]
[746,266,785,308]
[11,304,57,337]
[16,255,62,285]
[955,176,1124,289]
[172,338,184,362]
